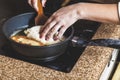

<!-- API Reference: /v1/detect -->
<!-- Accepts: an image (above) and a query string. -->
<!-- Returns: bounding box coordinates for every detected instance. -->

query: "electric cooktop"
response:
[0,20,101,73]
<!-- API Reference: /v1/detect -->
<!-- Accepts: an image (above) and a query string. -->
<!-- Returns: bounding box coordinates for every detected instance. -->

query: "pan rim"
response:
[2,12,74,48]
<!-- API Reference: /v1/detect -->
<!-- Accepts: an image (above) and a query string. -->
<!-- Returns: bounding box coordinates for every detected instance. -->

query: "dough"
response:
[24,25,64,45]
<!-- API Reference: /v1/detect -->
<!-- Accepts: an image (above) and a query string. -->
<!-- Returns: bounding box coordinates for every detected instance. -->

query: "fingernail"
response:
[40,35,42,38]
[45,37,48,41]
[54,37,58,41]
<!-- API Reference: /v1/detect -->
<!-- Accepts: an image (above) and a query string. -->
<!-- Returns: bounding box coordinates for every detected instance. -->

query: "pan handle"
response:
[72,36,120,49]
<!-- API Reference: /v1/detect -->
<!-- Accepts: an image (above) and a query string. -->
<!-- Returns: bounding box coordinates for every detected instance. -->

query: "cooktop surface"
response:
[0,20,101,73]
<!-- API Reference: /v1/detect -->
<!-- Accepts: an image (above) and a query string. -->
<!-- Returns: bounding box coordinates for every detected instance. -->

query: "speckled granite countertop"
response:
[0,24,120,80]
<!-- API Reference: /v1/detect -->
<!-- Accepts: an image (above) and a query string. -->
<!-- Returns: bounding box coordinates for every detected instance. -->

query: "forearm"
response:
[78,3,119,24]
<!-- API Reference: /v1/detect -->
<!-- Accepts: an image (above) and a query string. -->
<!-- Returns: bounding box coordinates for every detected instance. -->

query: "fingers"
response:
[28,0,32,6]
[41,0,47,7]
[33,0,39,11]
[28,0,38,11]
[39,3,79,41]
[40,18,68,41]
[28,0,46,11]
[46,22,61,40]
[40,18,57,39]
[56,25,68,39]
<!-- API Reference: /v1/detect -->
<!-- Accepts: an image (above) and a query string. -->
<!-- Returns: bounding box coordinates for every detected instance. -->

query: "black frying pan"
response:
[2,12,120,62]
[72,37,120,49]
[2,12,74,61]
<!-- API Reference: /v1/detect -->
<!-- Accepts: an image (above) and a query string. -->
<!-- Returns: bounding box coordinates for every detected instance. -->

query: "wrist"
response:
[76,3,87,20]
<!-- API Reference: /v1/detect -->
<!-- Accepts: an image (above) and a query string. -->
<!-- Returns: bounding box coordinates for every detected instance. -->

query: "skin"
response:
[28,0,46,11]
[28,0,119,40]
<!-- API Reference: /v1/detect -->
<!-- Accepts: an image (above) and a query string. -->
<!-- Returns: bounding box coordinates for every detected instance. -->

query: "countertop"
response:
[0,0,120,80]
[0,23,120,80]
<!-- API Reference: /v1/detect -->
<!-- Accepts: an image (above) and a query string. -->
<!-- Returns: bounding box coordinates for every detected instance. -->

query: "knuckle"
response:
[52,15,60,21]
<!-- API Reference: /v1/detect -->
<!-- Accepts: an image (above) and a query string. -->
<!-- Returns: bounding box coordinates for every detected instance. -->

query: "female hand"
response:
[28,1,120,41]
[40,3,80,40]
[28,0,47,11]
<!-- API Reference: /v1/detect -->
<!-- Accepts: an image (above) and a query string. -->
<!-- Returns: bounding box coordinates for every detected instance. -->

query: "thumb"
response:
[41,0,47,7]
[33,0,39,11]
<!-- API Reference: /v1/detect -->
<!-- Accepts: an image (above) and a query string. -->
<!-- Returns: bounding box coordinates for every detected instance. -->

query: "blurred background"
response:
[0,0,119,19]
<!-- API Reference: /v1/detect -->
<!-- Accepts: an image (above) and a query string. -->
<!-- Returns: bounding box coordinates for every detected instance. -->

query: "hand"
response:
[28,0,47,11]
[40,4,80,40]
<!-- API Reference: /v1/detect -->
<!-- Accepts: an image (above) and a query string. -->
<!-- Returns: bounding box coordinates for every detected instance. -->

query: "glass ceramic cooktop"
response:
[1,20,101,73]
